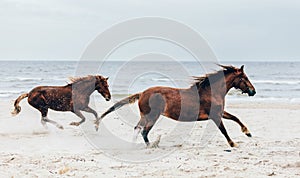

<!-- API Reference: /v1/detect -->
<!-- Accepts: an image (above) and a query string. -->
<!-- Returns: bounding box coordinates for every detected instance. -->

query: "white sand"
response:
[0,99,299,177]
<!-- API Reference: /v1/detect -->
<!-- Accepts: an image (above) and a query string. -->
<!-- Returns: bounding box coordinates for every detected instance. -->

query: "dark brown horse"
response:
[12,75,111,129]
[96,65,256,147]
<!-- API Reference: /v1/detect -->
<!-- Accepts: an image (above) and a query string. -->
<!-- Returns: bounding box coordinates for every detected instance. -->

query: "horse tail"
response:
[101,93,140,119]
[11,93,28,116]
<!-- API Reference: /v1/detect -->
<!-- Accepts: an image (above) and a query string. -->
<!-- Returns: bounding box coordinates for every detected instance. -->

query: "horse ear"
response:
[95,75,102,82]
[105,77,109,80]
[240,65,244,71]
[239,65,244,74]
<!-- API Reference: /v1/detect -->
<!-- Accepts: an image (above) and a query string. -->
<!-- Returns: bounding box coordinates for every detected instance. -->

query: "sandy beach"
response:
[0,98,299,177]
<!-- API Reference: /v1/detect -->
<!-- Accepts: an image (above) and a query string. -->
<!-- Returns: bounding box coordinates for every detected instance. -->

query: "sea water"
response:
[0,61,299,103]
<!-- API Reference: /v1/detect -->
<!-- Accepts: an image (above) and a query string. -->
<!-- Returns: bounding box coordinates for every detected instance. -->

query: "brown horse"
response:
[12,75,111,129]
[96,65,256,147]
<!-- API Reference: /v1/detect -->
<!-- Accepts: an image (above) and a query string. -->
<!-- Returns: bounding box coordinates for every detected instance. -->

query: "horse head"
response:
[230,65,256,96]
[95,76,111,101]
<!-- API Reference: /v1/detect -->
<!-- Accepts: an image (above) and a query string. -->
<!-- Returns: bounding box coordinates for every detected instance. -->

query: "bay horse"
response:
[12,75,111,129]
[96,65,256,147]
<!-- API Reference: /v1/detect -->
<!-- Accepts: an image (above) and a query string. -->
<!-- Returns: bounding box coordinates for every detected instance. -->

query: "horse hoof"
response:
[246,133,252,137]
[95,125,99,131]
[94,120,99,125]
[58,125,64,130]
[229,141,238,147]
[70,122,79,126]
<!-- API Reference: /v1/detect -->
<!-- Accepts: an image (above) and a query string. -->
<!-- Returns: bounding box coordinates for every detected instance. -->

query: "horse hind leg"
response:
[38,109,48,129]
[42,116,64,130]
[29,94,63,130]
[133,114,160,148]
[223,111,252,137]
[132,117,162,149]
[41,117,48,129]
[38,108,63,129]
[141,112,161,147]
[142,120,162,148]
[132,117,146,143]
[133,125,142,143]
[133,92,164,147]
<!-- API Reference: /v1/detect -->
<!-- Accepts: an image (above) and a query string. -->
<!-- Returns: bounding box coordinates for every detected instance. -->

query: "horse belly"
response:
[45,92,72,111]
[163,99,200,122]
[48,99,72,111]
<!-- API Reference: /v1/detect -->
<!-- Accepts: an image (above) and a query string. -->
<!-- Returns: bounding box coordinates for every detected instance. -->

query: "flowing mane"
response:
[68,75,96,85]
[193,65,236,88]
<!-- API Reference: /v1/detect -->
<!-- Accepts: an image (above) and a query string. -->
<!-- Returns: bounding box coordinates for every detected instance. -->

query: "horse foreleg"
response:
[82,107,99,129]
[223,111,251,137]
[70,110,86,126]
[212,118,237,147]
[82,107,98,120]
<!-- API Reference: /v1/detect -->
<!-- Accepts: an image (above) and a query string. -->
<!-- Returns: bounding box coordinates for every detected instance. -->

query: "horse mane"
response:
[68,75,96,85]
[193,65,236,88]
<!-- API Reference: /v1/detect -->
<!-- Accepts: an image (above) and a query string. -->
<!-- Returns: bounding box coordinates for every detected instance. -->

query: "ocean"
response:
[1,61,299,103]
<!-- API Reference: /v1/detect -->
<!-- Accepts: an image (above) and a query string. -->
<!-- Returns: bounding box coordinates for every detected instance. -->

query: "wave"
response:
[0,77,43,82]
[148,79,300,86]
[0,90,25,98]
[151,78,171,82]
[0,93,13,98]
[253,80,300,85]
[0,76,67,83]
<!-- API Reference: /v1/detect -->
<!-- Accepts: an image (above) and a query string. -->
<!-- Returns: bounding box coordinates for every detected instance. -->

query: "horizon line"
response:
[0,59,299,62]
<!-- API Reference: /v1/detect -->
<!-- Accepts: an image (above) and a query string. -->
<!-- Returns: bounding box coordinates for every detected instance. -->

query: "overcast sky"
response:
[0,0,299,61]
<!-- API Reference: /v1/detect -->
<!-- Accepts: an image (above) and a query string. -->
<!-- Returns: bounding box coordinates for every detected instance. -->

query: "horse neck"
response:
[199,72,236,98]
[71,80,96,96]
[224,73,237,93]
[215,72,236,96]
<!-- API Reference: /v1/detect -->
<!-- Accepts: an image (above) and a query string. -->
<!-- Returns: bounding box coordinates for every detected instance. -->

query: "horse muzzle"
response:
[247,89,256,96]
[105,96,111,101]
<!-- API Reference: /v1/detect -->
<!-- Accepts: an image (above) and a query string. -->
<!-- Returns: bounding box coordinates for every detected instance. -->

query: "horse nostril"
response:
[249,89,256,96]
